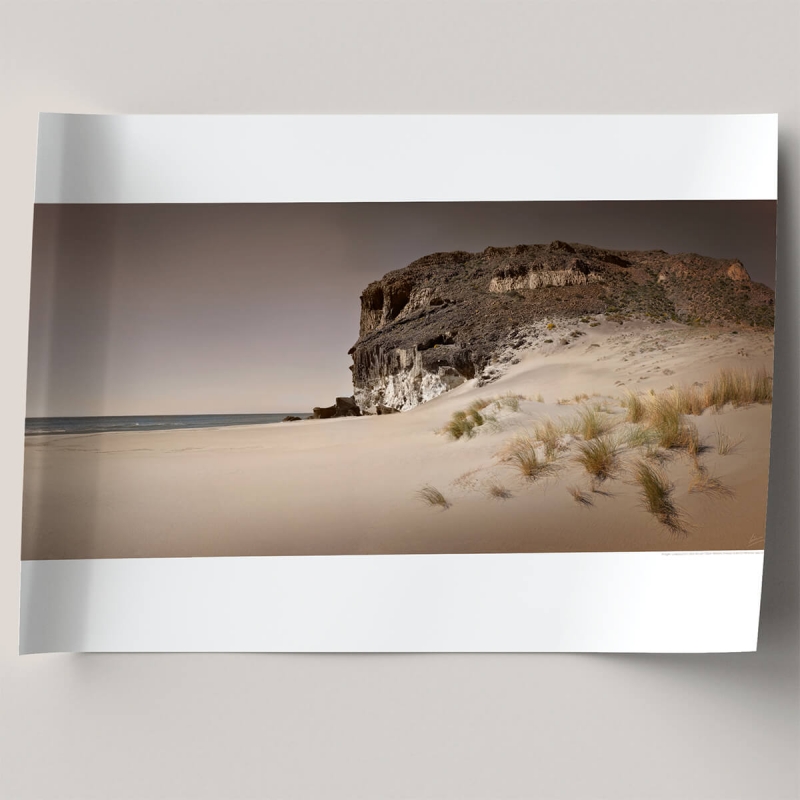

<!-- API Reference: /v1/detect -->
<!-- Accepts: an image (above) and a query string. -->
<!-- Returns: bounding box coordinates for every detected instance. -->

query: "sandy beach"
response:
[22,321,774,560]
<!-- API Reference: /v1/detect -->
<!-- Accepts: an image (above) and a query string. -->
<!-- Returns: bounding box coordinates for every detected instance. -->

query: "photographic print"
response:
[19,114,777,653]
[23,201,775,559]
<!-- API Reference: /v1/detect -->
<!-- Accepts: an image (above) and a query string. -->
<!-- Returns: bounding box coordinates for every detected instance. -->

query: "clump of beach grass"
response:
[575,405,613,440]
[498,434,555,482]
[704,367,772,410]
[715,426,743,455]
[567,485,593,507]
[417,484,450,509]
[445,410,477,440]
[621,424,656,450]
[575,436,619,483]
[646,396,702,453]
[497,392,523,412]
[532,417,566,461]
[485,480,513,500]
[621,390,647,423]
[633,460,684,533]
[688,462,734,498]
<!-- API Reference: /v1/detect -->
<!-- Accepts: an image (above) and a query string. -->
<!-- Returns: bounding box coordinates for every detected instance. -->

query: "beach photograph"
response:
[22,201,776,559]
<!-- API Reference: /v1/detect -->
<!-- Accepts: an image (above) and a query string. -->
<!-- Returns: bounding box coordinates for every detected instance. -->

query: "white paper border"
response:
[34,114,778,204]
[20,552,763,653]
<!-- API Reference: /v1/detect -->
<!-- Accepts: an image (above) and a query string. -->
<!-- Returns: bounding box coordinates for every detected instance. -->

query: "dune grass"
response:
[498,434,555,481]
[445,410,477,440]
[715,426,744,455]
[498,392,523,412]
[445,395,524,440]
[485,481,513,500]
[567,485,594,507]
[417,484,450,509]
[531,417,566,461]
[704,367,772,410]
[575,405,613,440]
[622,390,647,423]
[688,463,734,498]
[621,424,656,449]
[633,460,684,533]
[575,436,619,483]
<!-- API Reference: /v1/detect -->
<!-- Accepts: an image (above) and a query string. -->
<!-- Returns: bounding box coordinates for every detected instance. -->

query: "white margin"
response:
[21,552,763,653]
[34,114,778,204]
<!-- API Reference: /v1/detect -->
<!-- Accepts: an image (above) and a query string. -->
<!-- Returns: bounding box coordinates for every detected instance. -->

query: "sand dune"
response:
[21,320,774,560]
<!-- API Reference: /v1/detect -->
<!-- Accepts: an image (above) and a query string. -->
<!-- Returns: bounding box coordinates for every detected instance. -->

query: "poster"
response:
[20,114,776,652]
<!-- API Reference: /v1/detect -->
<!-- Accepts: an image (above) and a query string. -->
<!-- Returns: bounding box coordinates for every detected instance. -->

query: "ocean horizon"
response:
[25,413,308,436]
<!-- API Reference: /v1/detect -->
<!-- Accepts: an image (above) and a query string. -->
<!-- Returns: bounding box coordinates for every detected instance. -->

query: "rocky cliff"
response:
[348,242,775,413]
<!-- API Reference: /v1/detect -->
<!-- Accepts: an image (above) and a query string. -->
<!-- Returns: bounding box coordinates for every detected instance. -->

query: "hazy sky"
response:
[26,201,776,417]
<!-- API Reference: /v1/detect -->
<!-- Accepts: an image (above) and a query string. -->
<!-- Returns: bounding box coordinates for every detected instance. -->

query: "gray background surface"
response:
[0,1,797,798]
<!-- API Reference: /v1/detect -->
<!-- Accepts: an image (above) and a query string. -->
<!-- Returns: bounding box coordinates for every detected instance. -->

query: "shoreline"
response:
[22,324,774,560]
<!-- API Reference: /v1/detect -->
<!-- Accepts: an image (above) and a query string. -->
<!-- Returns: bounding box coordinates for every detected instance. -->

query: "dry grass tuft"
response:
[622,390,647,423]
[498,434,555,481]
[445,411,477,440]
[646,397,703,453]
[575,436,619,483]
[688,463,734,498]
[568,485,594,507]
[715,427,744,455]
[633,460,684,533]
[622,424,656,449]
[575,405,613,440]
[498,392,523,412]
[704,367,772,410]
[417,484,450,509]
[532,417,566,461]
[485,481,513,500]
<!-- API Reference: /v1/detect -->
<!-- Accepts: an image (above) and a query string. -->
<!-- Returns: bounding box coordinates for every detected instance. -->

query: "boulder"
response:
[312,396,362,419]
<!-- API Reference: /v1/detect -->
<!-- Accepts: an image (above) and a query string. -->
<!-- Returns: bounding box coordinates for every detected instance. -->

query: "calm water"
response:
[25,413,307,436]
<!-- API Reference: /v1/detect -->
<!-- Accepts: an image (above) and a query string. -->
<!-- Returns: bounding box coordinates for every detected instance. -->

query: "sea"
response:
[24,413,307,436]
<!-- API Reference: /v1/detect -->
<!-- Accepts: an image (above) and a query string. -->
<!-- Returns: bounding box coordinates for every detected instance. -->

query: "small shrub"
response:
[417,485,450,509]
[546,322,556,330]
[535,393,544,403]
[543,338,554,344]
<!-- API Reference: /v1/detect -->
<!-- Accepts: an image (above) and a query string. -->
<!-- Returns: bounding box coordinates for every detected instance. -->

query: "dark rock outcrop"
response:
[349,242,774,412]
[312,396,362,419]
[282,415,303,422]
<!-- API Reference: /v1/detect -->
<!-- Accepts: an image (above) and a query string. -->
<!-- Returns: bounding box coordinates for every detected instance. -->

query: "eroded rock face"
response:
[349,242,774,413]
